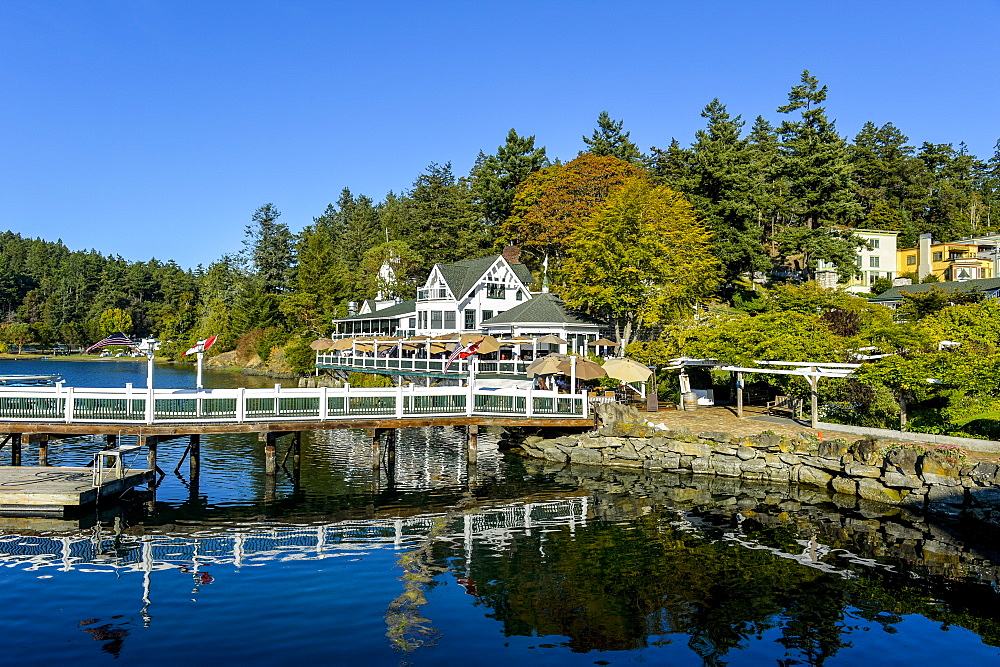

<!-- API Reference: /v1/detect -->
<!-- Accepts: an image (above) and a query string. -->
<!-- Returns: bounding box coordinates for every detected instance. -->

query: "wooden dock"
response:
[0,466,153,516]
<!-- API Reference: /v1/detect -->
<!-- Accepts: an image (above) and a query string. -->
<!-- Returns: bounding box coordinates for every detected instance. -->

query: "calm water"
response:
[2,360,1000,664]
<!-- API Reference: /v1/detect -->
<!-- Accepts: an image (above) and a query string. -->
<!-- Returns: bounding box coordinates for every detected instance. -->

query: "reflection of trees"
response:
[456,500,1000,662]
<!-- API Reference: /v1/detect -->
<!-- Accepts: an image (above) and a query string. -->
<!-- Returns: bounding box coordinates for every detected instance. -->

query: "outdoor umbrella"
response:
[536,334,569,345]
[459,334,501,354]
[587,338,620,347]
[329,338,355,351]
[525,355,564,377]
[309,338,334,350]
[602,358,652,382]
[556,356,606,380]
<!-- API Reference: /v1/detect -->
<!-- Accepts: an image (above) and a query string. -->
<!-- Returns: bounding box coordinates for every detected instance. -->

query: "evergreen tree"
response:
[471,128,548,226]
[775,70,861,278]
[243,203,295,293]
[685,99,770,285]
[397,162,486,274]
[582,111,643,164]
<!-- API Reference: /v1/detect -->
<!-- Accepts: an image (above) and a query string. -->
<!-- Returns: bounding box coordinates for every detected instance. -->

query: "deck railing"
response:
[314,352,532,376]
[0,383,589,425]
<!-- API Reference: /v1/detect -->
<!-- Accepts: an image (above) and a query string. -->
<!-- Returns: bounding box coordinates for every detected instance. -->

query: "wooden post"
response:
[736,371,744,418]
[189,434,201,480]
[263,432,277,475]
[106,434,117,449]
[11,434,21,466]
[34,435,49,466]
[369,428,381,469]
[142,435,158,477]
[291,431,301,470]
[386,429,396,473]
[467,424,479,465]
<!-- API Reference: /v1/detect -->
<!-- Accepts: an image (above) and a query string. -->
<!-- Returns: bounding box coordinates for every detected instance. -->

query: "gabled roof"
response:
[871,277,1000,302]
[480,292,605,327]
[434,255,535,300]
[334,299,417,322]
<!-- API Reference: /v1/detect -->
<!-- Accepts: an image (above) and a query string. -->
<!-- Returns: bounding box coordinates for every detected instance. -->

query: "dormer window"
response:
[486,283,505,299]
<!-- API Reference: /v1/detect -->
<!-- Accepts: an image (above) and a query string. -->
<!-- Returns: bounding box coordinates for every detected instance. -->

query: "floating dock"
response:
[0,466,153,516]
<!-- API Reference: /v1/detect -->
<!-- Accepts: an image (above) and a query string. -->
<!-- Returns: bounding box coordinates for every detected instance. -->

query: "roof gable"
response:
[430,254,533,300]
[481,292,605,327]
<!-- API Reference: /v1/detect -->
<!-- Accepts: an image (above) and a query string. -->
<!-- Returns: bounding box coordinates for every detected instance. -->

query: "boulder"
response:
[856,478,904,504]
[798,466,833,488]
[736,446,758,461]
[831,476,857,495]
[844,462,882,479]
[568,447,603,465]
[749,432,783,448]
[881,472,924,489]
[886,448,919,476]
[710,455,742,478]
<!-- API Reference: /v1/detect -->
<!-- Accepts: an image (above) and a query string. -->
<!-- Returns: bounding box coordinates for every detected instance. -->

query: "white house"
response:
[816,229,899,292]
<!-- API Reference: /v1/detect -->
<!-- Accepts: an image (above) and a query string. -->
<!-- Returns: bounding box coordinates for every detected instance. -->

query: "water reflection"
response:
[4,426,1000,663]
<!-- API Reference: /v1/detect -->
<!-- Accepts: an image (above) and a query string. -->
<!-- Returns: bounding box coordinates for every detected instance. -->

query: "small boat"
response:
[0,374,63,386]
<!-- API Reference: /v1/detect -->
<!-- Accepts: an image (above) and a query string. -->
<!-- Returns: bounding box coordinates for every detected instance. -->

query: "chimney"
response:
[347,301,358,317]
[502,245,521,264]
[918,233,932,281]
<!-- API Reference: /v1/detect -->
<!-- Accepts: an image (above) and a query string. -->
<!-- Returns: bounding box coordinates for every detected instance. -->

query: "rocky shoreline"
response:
[505,403,1000,517]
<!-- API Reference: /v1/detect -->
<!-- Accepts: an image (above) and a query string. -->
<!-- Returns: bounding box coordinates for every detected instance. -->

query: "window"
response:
[437,287,448,299]
[933,252,943,262]
[907,255,916,265]
[856,254,862,267]
[464,309,476,329]
[418,312,426,329]
[515,290,523,301]
[431,311,443,329]
[486,283,505,299]
[870,256,880,268]
[871,239,880,249]
[949,251,965,260]
[408,317,416,329]
[444,311,456,330]
[482,310,493,322]
[417,289,428,300]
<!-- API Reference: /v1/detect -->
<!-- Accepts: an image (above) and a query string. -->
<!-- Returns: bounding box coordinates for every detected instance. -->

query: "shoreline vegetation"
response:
[1,70,998,440]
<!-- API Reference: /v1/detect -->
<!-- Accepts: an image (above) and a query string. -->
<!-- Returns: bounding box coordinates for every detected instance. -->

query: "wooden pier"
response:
[0,466,153,516]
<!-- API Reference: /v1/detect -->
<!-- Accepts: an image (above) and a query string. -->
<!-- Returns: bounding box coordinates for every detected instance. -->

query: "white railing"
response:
[315,352,532,376]
[0,382,589,425]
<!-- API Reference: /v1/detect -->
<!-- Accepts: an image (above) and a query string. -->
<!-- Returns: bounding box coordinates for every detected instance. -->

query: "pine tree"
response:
[775,71,861,278]
[582,111,643,164]
[243,203,295,294]
[471,129,548,226]
[685,99,770,285]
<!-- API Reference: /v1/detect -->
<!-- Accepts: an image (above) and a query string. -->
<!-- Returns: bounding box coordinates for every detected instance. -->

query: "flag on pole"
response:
[182,334,220,356]
[444,338,483,371]
[86,332,136,354]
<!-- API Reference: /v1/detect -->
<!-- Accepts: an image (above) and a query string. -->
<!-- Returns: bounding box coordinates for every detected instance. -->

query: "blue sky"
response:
[2,0,998,269]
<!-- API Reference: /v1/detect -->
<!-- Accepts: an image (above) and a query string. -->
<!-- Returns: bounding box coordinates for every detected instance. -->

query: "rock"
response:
[971,462,999,483]
[749,432,783,448]
[881,472,924,489]
[691,457,712,474]
[883,522,923,541]
[766,467,791,482]
[698,431,731,443]
[710,455,742,477]
[856,478,903,504]
[922,473,962,487]
[740,458,767,474]
[568,447,602,465]
[919,452,962,479]
[845,462,882,478]
[831,476,857,495]
[672,441,713,458]
[778,452,802,465]
[885,448,920,476]
[850,437,882,465]
[616,442,641,460]
[736,446,757,461]
[525,435,544,446]
[584,437,613,449]
[818,440,850,458]
[925,485,964,504]
[652,453,681,470]
[540,445,568,462]
[800,456,843,472]
[798,466,833,488]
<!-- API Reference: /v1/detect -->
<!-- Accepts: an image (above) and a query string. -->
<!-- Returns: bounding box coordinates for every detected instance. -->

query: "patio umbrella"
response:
[329,338,355,351]
[309,338,335,350]
[587,337,620,347]
[602,358,652,382]
[525,355,564,377]
[459,334,501,354]
[556,356,606,380]
[536,334,569,345]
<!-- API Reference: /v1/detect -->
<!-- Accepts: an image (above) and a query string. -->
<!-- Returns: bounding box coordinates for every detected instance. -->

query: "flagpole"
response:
[196,351,204,390]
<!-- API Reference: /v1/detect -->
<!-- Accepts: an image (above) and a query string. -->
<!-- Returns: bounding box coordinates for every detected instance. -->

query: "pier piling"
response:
[11,434,21,466]
[263,432,278,475]
[467,425,479,465]
[189,434,201,480]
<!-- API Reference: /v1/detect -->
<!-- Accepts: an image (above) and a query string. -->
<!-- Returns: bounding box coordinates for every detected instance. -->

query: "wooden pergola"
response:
[663,358,860,428]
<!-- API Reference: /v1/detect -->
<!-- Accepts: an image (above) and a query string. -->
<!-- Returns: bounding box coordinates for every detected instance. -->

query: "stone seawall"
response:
[509,404,1000,514]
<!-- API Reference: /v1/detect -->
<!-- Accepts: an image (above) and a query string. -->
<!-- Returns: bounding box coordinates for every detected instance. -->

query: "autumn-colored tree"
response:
[559,178,719,347]
[499,154,646,270]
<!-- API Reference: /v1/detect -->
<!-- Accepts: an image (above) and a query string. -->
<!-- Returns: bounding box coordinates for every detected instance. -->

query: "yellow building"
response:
[897,236,993,282]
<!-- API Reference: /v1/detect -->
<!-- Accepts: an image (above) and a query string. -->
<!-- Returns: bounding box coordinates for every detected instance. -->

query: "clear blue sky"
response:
[2,0,998,270]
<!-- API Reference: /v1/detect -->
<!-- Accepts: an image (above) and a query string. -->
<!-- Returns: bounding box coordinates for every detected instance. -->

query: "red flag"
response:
[203,334,218,351]
[459,339,483,359]
[182,335,219,356]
